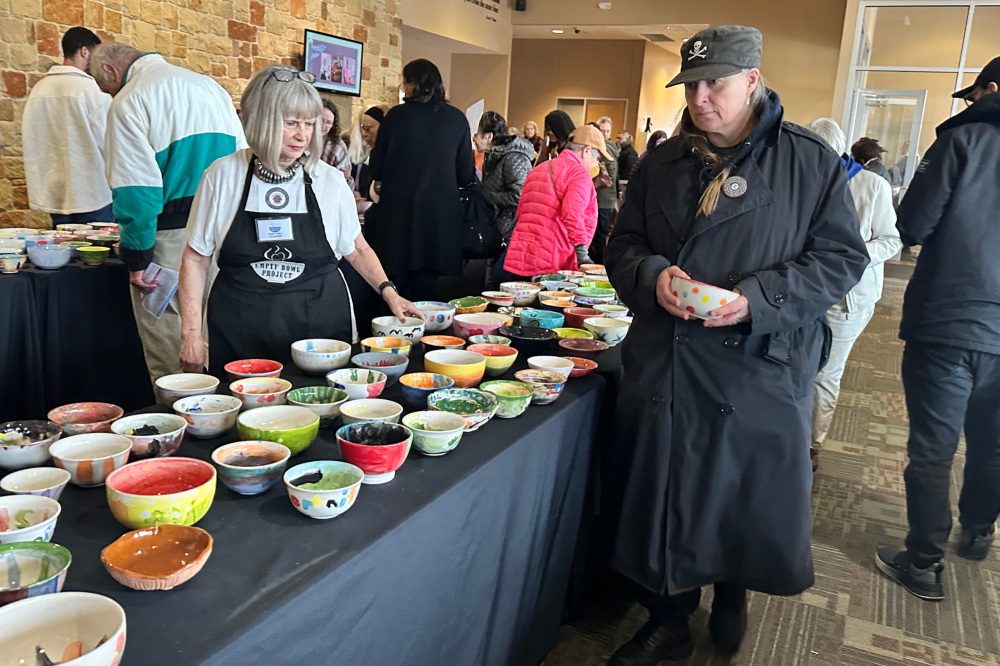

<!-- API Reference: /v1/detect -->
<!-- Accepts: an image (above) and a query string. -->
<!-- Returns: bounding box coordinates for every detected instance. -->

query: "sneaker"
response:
[874,546,944,601]
[709,587,747,653]
[607,616,693,666]
[957,525,995,561]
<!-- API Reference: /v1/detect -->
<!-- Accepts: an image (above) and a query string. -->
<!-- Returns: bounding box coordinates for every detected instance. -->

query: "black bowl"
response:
[498,325,558,355]
[0,419,62,444]
[337,421,410,446]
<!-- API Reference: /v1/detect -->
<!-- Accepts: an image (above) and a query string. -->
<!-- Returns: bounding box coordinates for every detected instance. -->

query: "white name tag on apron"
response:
[255,217,294,243]
[251,260,305,283]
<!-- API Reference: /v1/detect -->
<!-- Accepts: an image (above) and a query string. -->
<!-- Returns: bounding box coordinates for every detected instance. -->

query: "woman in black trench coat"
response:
[604,26,869,665]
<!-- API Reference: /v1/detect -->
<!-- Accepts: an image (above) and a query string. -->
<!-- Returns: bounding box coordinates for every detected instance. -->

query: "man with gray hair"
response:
[90,42,246,381]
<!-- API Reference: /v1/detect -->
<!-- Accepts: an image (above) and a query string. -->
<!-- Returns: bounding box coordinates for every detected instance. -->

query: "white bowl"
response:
[583,317,630,347]
[0,495,61,545]
[0,468,71,501]
[48,433,132,487]
[670,276,740,320]
[339,399,403,425]
[284,461,363,520]
[413,301,456,332]
[594,304,629,319]
[172,394,242,439]
[0,591,127,666]
[154,373,219,406]
[110,413,188,458]
[326,368,388,400]
[500,281,543,306]
[26,244,71,269]
[229,377,292,410]
[371,316,426,341]
[290,339,352,375]
[402,411,466,456]
[527,355,575,379]
[0,420,61,471]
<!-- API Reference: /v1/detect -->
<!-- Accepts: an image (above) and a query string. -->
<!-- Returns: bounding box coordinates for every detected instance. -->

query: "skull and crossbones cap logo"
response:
[667,25,763,88]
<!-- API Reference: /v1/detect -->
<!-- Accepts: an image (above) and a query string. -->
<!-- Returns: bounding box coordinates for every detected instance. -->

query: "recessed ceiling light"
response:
[552,29,564,34]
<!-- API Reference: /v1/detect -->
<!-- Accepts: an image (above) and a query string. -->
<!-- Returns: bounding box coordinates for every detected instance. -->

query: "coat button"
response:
[774,294,786,304]
[724,338,740,348]
[653,395,664,404]
[720,403,735,415]
[728,272,741,284]
[675,335,689,345]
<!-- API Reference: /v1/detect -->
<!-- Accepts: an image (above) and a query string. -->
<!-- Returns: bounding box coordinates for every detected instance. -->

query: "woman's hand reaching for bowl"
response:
[656,265,694,319]
[384,289,426,323]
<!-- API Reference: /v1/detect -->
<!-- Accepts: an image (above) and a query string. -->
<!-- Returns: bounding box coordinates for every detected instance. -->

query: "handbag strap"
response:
[547,162,562,205]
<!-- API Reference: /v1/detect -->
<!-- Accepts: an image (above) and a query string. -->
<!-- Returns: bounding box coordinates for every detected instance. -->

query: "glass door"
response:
[847,88,926,202]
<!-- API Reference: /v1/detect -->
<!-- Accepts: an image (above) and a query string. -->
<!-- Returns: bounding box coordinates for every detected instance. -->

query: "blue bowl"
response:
[351,352,409,387]
[399,373,455,409]
[518,309,565,330]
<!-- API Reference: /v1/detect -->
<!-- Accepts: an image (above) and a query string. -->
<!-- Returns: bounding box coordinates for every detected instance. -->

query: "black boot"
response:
[874,546,944,601]
[708,584,747,653]
[607,615,693,666]
[957,525,995,561]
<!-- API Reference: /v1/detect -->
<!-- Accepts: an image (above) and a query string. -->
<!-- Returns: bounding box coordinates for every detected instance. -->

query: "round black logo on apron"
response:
[265,187,289,209]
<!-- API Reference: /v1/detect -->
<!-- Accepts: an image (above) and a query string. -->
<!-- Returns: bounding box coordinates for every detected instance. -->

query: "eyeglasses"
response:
[360,123,376,132]
[262,70,316,88]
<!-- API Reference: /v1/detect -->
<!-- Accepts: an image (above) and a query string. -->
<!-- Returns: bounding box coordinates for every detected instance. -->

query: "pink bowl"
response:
[47,402,124,436]
[466,343,518,358]
[451,313,513,340]
[224,359,283,382]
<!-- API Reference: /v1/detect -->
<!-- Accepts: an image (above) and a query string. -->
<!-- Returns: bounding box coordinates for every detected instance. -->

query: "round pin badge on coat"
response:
[266,187,289,209]
[722,176,747,198]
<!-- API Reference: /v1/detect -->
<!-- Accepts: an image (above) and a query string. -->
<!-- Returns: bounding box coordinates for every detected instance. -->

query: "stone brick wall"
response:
[0,0,402,227]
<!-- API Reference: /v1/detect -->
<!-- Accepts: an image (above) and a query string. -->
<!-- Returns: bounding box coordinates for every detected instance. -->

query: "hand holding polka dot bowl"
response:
[670,276,740,320]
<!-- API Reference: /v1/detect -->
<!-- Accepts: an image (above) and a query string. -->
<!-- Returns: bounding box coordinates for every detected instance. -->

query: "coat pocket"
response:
[818,318,833,372]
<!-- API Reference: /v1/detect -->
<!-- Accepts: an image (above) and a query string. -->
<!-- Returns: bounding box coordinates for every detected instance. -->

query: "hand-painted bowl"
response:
[399,373,455,409]
[229,377,293,410]
[110,414,188,459]
[452,313,513,340]
[580,263,607,275]
[481,290,516,307]
[76,245,110,265]
[413,301,456,332]
[351,351,409,387]
[290,339,352,375]
[531,273,569,283]
[402,411,467,456]
[558,338,610,359]
[498,325,559,356]
[466,343,519,377]
[59,241,92,258]
[0,542,71,607]
[584,317,630,347]
[670,276,741,319]
[236,405,320,456]
[27,244,71,269]
[360,336,412,357]
[47,402,124,435]
[0,420,61,471]
[539,291,576,301]
[0,468,71,501]
[479,380,534,419]
[468,334,511,346]
[519,308,565,329]
[552,327,594,340]
[423,349,487,388]
[575,295,614,307]
[420,335,467,351]
[49,433,131,487]
[426,388,499,432]
[284,460,363,518]
[539,299,577,312]
[514,369,568,405]
[371,316,426,342]
[211,440,291,495]
[0,254,26,273]
[540,281,579,293]
[101,525,212,591]
[594,304,629,319]
[326,368,388,400]
[106,457,216,529]
[0,496,60,544]
[153,373,219,406]
[85,234,118,248]
[527,355,575,379]
[566,356,599,378]
[56,223,92,232]
[499,281,542,306]
[574,287,615,302]
[448,296,489,314]
[286,387,349,428]
[172,394,242,439]
[336,422,412,485]
[224,358,283,382]
[339,398,404,425]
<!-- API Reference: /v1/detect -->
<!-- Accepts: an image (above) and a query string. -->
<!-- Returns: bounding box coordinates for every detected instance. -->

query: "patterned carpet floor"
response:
[545,276,1000,666]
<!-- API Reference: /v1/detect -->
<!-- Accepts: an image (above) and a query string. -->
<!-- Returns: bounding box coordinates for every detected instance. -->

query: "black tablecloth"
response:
[0,259,153,422]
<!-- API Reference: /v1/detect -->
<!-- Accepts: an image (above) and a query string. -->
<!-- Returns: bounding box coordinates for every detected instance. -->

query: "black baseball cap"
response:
[953,56,1000,99]
[667,25,763,88]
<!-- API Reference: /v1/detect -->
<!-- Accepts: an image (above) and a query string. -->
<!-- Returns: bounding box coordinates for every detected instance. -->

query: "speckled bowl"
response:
[290,339,352,375]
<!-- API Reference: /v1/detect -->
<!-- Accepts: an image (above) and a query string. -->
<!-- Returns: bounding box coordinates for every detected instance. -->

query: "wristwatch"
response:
[378,280,397,298]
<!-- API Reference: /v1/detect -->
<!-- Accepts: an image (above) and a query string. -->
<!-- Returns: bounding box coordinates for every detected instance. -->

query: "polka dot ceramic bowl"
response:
[670,276,740,320]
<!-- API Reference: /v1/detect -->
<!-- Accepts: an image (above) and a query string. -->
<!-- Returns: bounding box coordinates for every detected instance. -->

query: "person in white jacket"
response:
[807,118,903,469]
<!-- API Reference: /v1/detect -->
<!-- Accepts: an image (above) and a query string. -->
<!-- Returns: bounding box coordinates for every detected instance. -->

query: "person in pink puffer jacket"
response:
[501,125,609,278]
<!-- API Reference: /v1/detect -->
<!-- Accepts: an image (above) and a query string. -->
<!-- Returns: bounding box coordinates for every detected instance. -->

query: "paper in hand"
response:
[141,262,179,319]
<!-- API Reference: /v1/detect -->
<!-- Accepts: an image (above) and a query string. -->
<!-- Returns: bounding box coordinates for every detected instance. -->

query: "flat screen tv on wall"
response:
[304,29,363,97]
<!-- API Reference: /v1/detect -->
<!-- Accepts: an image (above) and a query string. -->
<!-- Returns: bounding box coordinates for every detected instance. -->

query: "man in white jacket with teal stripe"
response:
[90,43,247,381]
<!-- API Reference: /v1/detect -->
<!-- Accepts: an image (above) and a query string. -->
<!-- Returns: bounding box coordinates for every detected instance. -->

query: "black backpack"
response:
[460,181,502,260]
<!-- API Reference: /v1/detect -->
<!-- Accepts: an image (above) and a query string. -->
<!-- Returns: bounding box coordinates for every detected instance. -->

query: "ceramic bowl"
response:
[519,308,565,330]
[540,281,578,293]
[594,304,629,319]
[670,276,741,319]
[153,373,219,406]
[539,291,576,301]
[0,254,26,274]
[110,414,188,459]
[584,317,630,347]
[0,420,61,471]
[371,316,426,342]
[351,351,409,387]
[77,245,110,265]
[575,295,614,307]
[479,380,534,419]
[497,325,559,356]
[0,468,71,501]
[527,355,575,379]
[558,338,610,359]
[399,373,455,409]
[552,327,594,340]
[580,263,607,275]
[106,457,216,529]
[27,244,70,269]
[236,405,320,456]
[573,279,613,289]
[468,334,511,346]
[426,388,499,432]
[101,524,212,591]
[466,343,518,377]
[326,368,388,400]
[360,336,412,357]
[55,223,92,232]
[286,387,349,428]
[224,358,283,382]
[172,394,242,439]
[574,287,615,302]
[211,441,291,495]
[413,301,456,332]
[514,369,568,405]
[229,377,292,410]
[0,542,71,607]
[539,299,577,313]
[499,281,542,306]
[47,402,124,435]
[420,335,467,351]
[448,296,489,315]
[481,290,516,307]
[562,307,604,330]
[284,460,363,518]
[86,234,118,248]
[336,422,412,485]
[402,411,467,456]
[0,496,60,545]
[49,433,131,487]
[531,273,569,283]
[290,339,352,375]
[566,356,599,378]
[423,349,487,388]
[0,591,127,666]
[60,241,92,258]
[452,313,513,340]
[340,398,404,425]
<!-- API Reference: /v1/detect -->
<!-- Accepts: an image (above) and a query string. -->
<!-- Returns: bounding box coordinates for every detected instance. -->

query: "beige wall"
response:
[400,0,511,56]
[636,43,684,141]
[450,53,508,117]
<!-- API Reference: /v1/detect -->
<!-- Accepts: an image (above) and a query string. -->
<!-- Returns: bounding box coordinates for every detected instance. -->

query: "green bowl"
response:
[552,328,594,340]
[575,287,615,299]
[479,381,533,419]
[237,405,320,456]
[287,386,349,428]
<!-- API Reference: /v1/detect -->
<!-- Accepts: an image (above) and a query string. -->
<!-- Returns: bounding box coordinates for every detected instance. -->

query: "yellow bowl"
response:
[553,328,594,340]
[360,336,412,358]
[423,350,486,388]
[105,458,216,530]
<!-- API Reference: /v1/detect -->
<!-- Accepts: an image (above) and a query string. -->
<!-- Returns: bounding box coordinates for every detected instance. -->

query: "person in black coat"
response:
[615,130,640,184]
[368,59,476,301]
[604,26,868,666]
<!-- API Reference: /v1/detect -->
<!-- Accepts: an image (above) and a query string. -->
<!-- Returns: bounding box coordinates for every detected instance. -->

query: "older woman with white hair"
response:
[177,65,422,377]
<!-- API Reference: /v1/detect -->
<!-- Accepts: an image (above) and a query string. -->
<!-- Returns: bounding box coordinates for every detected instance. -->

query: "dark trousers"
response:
[49,203,114,229]
[901,342,1000,565]
[588,207,614,265]
[642,582,745,621]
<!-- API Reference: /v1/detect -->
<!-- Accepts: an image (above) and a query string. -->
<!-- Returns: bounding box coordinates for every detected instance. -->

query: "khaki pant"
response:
[811,306,875,448]
[129,228,187,382]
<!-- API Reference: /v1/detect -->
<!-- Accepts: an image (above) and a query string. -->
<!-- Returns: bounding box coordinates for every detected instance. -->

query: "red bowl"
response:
[336,422,412,485]
[224,359,283,382]
[558,338,610,359]
[563,307,603,330]
[565,356,599,377]
[466,343,517,358]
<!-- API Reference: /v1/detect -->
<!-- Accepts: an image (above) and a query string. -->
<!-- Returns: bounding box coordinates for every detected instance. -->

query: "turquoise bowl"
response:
[518,309,565,330]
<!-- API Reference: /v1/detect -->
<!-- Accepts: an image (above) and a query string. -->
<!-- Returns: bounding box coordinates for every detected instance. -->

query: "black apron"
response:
[207,161,353,378]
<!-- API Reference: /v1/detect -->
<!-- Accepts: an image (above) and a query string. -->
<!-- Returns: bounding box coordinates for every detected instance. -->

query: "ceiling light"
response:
[552,29,564,34]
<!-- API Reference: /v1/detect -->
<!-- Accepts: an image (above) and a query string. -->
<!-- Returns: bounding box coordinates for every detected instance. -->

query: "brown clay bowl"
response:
[558,338,610,359]
[101,524,213,591]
